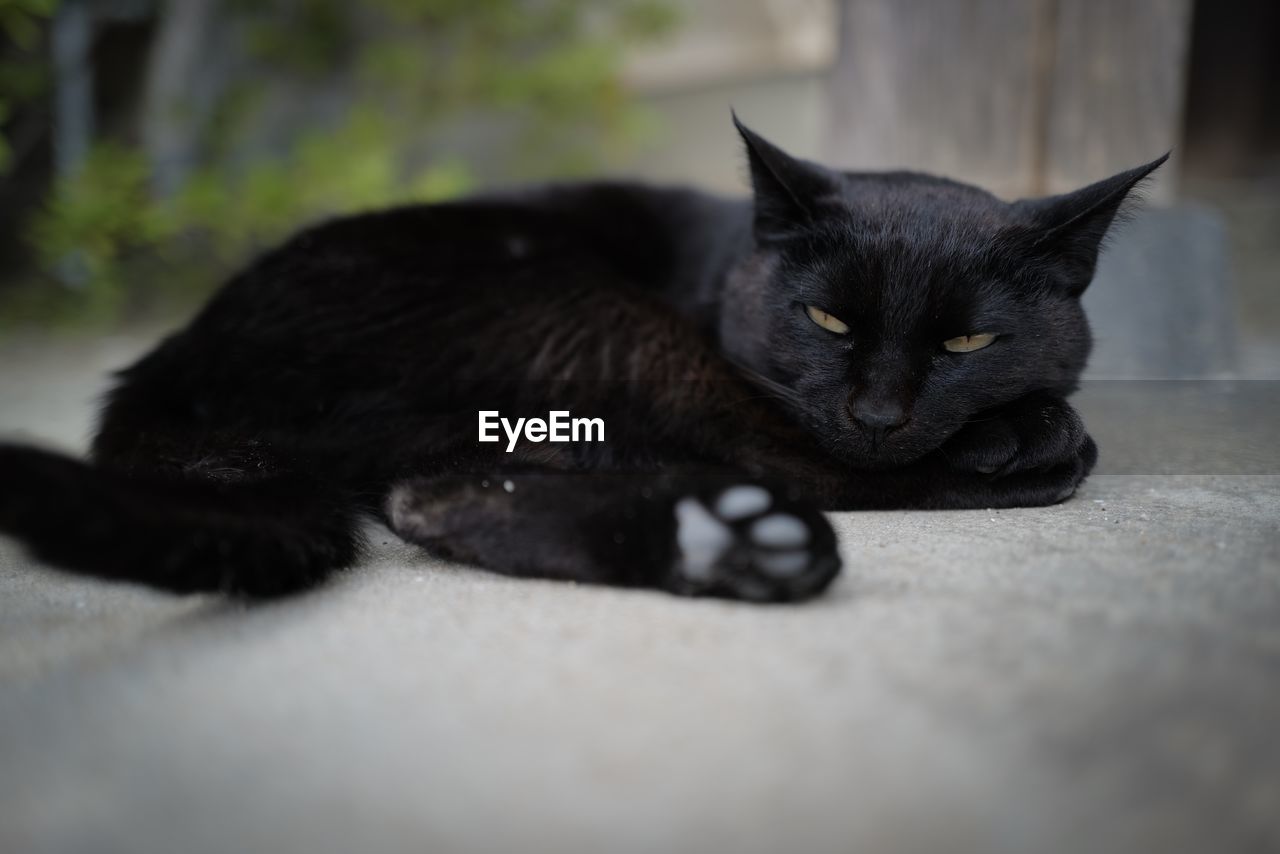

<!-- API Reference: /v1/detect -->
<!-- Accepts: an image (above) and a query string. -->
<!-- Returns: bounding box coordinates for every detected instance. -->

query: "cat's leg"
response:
[937,391,1097,486]
[384,470,841,602]
[783,400,1096,511]
[764,390,1100,511]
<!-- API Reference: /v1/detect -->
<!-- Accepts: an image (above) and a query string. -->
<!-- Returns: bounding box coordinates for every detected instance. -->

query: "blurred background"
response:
[2,7,1279,854]
[0,0,1275,370]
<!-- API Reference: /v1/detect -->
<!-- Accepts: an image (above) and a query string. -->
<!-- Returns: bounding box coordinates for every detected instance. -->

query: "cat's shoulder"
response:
[272,180,747,259]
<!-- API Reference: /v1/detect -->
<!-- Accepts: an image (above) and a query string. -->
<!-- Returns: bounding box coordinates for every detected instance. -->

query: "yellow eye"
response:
[805,305,850,335]
[943,333,997,353]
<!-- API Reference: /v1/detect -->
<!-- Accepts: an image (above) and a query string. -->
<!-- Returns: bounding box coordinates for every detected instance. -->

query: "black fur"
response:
[0,118,1165,601]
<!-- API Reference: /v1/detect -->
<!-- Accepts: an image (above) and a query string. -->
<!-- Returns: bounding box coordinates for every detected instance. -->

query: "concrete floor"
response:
[1,334,1278,854]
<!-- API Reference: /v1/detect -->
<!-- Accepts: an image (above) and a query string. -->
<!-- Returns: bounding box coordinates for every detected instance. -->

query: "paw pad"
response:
[714,485,772,519]
[670,484,839,601]
[673,497,733,581]
[750,513,810,549]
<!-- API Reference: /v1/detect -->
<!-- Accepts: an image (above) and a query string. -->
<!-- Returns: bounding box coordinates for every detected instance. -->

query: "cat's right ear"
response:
[1012,154,1169,294]
[733,111,837,244]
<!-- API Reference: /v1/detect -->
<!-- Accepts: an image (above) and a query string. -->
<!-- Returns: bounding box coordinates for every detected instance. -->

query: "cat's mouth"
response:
[748,368,944,469]
[805,415,940,470]
[840,443,932,470]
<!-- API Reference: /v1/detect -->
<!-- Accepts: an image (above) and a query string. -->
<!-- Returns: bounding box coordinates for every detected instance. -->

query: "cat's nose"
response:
[847,399,908,446]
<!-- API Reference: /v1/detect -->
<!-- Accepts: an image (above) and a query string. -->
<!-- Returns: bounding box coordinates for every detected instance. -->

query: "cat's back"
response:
[172,180,748,344]
[100,181,748,438]
[266,181,744,281]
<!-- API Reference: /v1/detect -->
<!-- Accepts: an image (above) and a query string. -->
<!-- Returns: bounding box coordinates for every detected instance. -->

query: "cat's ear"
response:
[733,111,838,244]
[1013,153,1169,294]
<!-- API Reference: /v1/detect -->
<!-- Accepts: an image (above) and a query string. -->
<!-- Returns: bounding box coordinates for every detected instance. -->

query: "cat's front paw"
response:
[942,395,1097,481]
[970,444,1095,507]
[666,484,840,602]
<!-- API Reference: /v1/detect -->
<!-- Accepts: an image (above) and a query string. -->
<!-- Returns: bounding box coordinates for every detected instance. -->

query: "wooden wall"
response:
[824,0,1194,202]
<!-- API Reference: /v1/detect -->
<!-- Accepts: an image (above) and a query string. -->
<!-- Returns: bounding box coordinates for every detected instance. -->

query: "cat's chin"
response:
[847,452,929,472]
[821,440,934,472]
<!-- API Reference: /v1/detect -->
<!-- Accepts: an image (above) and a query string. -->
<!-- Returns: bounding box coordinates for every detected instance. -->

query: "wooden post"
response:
[51,0,93,179]
[1041,0,1193,201]
[143,0,222,197]
[824,0,1192,202]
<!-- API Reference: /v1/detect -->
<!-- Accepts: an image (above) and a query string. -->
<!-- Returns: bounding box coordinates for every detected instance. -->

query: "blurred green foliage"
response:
[1,0,676,327]
[0,0,56,176]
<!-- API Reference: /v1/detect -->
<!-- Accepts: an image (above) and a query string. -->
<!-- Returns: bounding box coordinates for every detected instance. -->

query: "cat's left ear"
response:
[1013,153,1169,294]
[733,111,839,244]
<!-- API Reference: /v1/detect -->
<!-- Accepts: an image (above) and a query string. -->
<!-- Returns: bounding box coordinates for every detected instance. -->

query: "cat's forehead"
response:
[809,209,1007,283]
[775,171,1028,320]
[833,170,1013,226]
[791,207,1020,326]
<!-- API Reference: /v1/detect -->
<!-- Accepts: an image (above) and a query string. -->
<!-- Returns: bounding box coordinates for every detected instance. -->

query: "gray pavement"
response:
[1,332,1278,854]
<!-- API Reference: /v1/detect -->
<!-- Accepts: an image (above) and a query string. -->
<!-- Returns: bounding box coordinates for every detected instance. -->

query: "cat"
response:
[0,115,1165,603]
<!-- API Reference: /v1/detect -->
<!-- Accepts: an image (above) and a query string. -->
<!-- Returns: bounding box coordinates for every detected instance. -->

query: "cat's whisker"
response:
[724,359,806,407]
[959,413,1005,425]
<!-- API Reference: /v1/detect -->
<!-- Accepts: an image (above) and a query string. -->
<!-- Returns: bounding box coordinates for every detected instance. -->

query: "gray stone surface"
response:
[1084,206,1239,379]
[1077,380,1280,474]
[1,336,1279,854]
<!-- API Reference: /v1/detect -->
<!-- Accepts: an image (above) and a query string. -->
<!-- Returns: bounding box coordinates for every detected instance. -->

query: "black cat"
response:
[0,116,1165,602]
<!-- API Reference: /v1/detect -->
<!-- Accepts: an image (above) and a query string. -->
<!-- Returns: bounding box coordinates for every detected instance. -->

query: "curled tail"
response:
[0,444,363,597]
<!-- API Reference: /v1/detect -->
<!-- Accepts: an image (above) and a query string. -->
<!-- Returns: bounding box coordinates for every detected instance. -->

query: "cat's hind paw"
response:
[666,484,841,602]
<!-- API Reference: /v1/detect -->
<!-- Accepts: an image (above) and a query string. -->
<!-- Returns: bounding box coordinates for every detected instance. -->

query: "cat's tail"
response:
[0,443,363,597]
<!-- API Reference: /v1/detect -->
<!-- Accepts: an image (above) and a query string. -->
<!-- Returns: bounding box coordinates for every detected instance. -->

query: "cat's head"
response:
[722,115,1167,469]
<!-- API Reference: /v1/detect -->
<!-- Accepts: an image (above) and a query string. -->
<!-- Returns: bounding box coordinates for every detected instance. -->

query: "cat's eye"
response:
[942,333,997,353]
[805,305,850,335]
